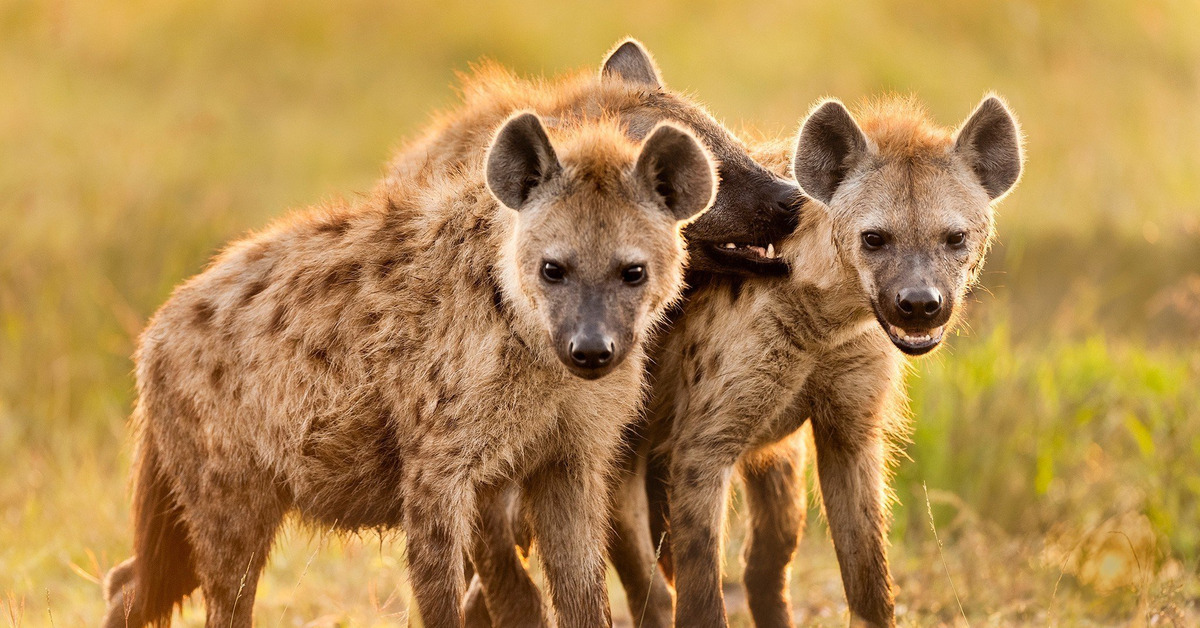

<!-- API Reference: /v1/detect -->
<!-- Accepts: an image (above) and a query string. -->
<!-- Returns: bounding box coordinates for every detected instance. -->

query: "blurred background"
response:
[1,0,1197,625]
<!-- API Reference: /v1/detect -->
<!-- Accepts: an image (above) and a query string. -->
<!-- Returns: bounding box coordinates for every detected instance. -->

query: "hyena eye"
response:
[541,261,566,283]
[946,231,967,248]
[861,231,886,250]
[621,265,647,285]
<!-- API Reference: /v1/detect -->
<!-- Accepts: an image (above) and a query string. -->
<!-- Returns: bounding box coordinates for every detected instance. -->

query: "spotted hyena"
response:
[611,95,1022,628]
[380,39,805,628]
[99,105,719,627]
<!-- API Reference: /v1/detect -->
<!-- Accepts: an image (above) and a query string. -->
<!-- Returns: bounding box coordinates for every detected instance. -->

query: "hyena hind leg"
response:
[739,436,809,628]
[183,472,288,628]
[101,557,140,628]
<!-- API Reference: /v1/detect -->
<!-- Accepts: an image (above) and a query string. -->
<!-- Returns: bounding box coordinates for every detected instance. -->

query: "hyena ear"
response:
[600,39,663,88]
[635,123,717,222]
[486,112,562,211]
[792,99,869,206]
[954,95,1024,200]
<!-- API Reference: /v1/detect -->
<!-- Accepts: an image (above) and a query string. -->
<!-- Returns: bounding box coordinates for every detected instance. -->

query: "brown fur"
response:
[100,94,714,626]
[604,95,1023,627]
[432,40,806,626]
[384,39,803,280]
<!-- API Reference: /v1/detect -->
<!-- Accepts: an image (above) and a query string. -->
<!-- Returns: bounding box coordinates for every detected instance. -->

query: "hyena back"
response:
[101,109,717,628]
[636,95,1023,628]
[387,39,803,279]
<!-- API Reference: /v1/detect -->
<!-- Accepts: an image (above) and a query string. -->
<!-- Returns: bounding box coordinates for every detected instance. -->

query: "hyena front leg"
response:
[465,482,548,628]
[607,454,673,628]
[738,434,809,628]
[810,400,895,627]
[404,477,473,628]
[667,446,738,627]
[522,457,612,628]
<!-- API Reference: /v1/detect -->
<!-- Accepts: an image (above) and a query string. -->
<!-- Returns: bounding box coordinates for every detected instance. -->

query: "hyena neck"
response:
[772,204,876,346]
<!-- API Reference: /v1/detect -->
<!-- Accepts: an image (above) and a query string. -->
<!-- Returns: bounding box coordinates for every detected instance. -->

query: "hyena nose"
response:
[896,287,943,319]
[569,334,614,368]
[771,182,803,229]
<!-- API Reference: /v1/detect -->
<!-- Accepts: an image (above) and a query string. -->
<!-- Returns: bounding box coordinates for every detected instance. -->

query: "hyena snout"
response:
[896,285,943,319]
[875,280,954,356]
[556,318,625,380]
[568,326,615,370]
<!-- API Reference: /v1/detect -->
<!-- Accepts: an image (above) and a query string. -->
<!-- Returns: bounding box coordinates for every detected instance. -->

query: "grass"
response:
[2,0,1198,625]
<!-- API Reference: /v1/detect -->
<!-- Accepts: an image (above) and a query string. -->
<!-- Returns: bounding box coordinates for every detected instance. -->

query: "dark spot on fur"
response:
[678,527,717,564]
[377,258,400,278]
[210,363,225,388]
[429,363,443,385]
[324,262,363,292]
[308,347,330,367]
[316,216,350,236]
[729,278,743,303]
[363,310,382,326]
[708,351,722,374]
[490,281,505,317]
[240,280,269,306]
[268,304,289,334]
[192,301,216,327]
[691,363,705,386]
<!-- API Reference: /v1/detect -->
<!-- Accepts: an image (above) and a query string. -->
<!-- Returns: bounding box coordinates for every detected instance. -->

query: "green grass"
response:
[2,0,1199,625]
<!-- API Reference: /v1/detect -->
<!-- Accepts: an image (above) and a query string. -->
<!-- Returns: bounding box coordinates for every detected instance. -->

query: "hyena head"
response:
[487,112,715,379]
[793,95,1023,355]
[599,39,803,277]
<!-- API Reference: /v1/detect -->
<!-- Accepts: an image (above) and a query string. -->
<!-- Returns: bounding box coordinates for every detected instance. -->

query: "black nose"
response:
[896,286,943,319]
[569,334,614,368]
[771,181,803,229]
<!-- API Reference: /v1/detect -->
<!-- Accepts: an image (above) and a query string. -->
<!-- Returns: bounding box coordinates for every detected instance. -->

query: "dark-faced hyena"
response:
[99,104,719,626]
[618,95,1023,628]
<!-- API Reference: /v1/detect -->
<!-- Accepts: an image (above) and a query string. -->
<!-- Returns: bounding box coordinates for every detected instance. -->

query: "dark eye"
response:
[862,231,886,250]
[946,231,967,248]
[541,261,565,283]
[621,265,647,285]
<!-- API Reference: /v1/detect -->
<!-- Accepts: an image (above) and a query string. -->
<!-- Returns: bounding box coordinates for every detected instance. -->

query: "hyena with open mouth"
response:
[626,95,1023,628]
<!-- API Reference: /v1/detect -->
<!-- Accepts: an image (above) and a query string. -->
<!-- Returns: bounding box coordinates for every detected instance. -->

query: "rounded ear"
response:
[792,99,869,206]
[954,95,1024,200]
[635,123,717,222]
[600,38,663,88]
[486,112,562,211]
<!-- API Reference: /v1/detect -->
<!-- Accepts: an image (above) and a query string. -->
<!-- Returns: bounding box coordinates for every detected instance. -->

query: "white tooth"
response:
[724,243,737,249]
[766,243,776,258]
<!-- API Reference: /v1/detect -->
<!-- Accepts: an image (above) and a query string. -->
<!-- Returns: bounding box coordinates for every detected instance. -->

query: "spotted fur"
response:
[614,95,1023,628]
[100,103,715,626]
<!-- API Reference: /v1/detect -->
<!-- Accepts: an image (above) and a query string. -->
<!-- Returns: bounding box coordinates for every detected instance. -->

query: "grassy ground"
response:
[2,0,1198,625]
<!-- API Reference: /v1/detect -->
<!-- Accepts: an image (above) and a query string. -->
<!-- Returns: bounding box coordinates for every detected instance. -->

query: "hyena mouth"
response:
[882,322,946,355]
[714,241,782,260]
